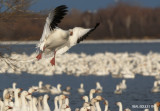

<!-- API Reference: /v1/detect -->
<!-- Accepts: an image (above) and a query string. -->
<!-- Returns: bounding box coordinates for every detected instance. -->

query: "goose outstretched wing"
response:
[37,5,68,51]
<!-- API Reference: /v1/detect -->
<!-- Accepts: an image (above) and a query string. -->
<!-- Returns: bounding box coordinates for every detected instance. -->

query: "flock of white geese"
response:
[1,4,160,111]
[1,51,160,78]
[0,81,160,111]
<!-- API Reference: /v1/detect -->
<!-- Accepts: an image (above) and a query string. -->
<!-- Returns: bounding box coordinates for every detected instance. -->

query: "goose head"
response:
[43,94,50,101]
[21,91,31,97]
[69,29,73,36]
[39,81,43,88]
[116,102,122,107]
[12,82,17,89]
[59,94,68,100]
[156,102,160,107]
[28,87,37,94]
[57,84,62,88]
[3,89,8,99]
[90,89,96,94]
[154,81,158,87]
[122,79,126,84]
[45,84,51,90]
[90,98,98,104]
[124,108,131,111]
[54,96,59,101]
[80,83,84,88]
[103,100,108,106]
[144,109,149,111]
[95,96,104,101]
[96,82,101,87]
[82,96,88,101]
[116,85,120,90]
[65,86,71,91]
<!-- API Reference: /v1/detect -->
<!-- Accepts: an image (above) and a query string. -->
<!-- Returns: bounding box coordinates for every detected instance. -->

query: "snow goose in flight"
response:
[36,5,100,65]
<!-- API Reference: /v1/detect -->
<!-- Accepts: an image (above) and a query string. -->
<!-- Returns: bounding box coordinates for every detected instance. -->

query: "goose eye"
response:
[70,31,73,36]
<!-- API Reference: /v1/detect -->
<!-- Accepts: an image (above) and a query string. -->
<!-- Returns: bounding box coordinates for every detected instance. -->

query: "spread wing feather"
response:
[37,5,68,51]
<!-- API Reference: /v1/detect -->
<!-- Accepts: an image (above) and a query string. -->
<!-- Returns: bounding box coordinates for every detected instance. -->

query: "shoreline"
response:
[1,39,160,44]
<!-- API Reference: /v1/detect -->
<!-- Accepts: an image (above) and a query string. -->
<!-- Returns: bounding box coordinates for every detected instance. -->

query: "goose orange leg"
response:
[50,51,56,66]
[36,53,42,60]
[36,47,45,60]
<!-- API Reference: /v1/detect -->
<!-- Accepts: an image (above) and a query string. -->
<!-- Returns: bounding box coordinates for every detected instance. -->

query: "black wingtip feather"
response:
[77,22,100,43]
[95,23,100,29]
[50,5,68,30]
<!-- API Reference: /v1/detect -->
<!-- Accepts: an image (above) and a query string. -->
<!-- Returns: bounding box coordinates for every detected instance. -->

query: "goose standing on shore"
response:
[36,5,100,65]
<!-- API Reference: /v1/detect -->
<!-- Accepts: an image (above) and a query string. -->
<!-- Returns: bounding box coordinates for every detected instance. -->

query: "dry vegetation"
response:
[0,1,160,41]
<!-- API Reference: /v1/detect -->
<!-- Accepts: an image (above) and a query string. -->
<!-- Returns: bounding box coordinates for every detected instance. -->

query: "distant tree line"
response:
[0,2,160,41]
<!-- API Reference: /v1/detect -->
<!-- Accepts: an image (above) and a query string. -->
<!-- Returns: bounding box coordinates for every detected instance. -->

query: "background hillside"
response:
[0,1,160,41]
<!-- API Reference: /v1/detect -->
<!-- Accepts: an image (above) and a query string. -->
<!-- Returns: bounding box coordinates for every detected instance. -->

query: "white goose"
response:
[62,86,71,95]
[119,79,127,90]
[62,98,71,111]
[151,81,160,93]
[7,82,17,93]
[78,83,85,94]
[3,89,11,107]
[42,94,51,111]
[95,82,103,93]
[13,88,22,111]
[89,89,97,101]
[94,96,104,111]
[54,96,59,111]
[114,85,122,94]
[50,84,62,95]
[58,95,68,110]
[82,96,89,103]
[36,5,100,65]
[20,91,31,111]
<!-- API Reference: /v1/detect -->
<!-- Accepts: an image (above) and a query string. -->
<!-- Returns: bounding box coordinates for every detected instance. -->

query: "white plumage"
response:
[36,5,100,65]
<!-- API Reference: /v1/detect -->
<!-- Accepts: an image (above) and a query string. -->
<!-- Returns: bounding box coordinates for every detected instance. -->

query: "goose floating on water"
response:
[36,5,100,65]
[78,83,85,94]
[114,85,122,94]
[119,79,127,90]
[151,81,160,93]
[96,82,103,93]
